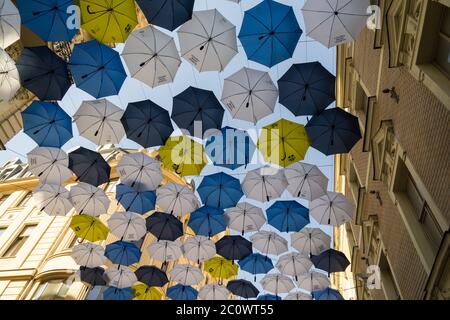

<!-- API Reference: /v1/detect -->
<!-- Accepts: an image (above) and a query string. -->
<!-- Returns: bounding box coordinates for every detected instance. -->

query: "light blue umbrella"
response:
[238,253,274,282]
[167,284,198,300]
[104,241,141,266]
[188,206,226,237]
[312,288,344,300]
[116,183,156,214]
[103,287,133,300]
[257,294,281,300]
[267,200,310,233]
[197,172,244,209]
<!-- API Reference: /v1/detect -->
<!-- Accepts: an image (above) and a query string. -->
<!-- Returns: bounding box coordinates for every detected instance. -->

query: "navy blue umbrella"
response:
[267,200,310,233]
[167,284,198,300]
[171,87,224,137]
[197,172,244,210]
[68,147,111,187]
[311,249,350,275]
[79,266,106,286]
[238,0,302,68]
[105,241,141,266]
[238,253,274,282]
[136,0,194,31]
[257,294,281,300]
[226,279,259,299]
[22,101,72,148]
[278,62,336,116]
[146,212,183,241]
[103,287,134,300]
[68,40,127,98]
[188,206,226,237]
[116,183,156,214]
[305,108,362,155]
[135,265,168,287]
[312,288,344,300]
[121,100,174,148]
[216,235,252,261]
[16,46,71,101]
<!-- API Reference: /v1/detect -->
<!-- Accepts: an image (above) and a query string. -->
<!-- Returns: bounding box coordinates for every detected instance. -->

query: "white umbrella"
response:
[0,48,19,101]
[276,253,313,280]
[27,147,73,185]
[73,99,125,146]
[310,191,353,226]
[117,153,163,192]
[302,0,370,48]
[71,243,106,268]
[199,284,230,300]
[177,9,238,72]
[169,264,204,286]
[242,167,288,203]
[182,235,216,263]
[122,25,181,88]
[0,0,20,49]
[284,291,312,300]
[224,202,266,235]
[69,182,110,217]
[284,162,328,201]
[156,182,200,217]
[104,266,137,289]
[147,239,183,262]
[250,231,288,256]
[295,271,330,292]
[291,227,331,256]
[108,212,147,241]
[221,67,278,124]
[260,273,295,295]
[32,184,72,216]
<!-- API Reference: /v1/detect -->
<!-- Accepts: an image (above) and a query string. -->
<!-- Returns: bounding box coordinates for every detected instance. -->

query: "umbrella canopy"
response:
[69,40,127,98]
[169,264,204,286]
[68,147,111,187]
[258,119,310,167]
[27,147,72,185]
[182,235,216,263]
[69,182,110,216]
[133,284,163,300]
[311,249,350,275]
[167,284,198,300]
[198,284,230,300]
[278,62,335,116]
[291,227,331,256]
[121,99,174,148]
[296,271,330,292]
[171,87,224,138]
[305,108,362,155]
[103,287,133,300]
[257,294,281,301]
[22,101,72,148]
[147,239,183,262]
[177,9,237,72]
[221,67,278,124]
[70,214,109,242]
[117,153,163,192]
[284,162,328,201]
[188,206,226,237]
[205,126,256,170]
[260,273,295,294]
[71,242,106,268]
[105,241,141,266]
[239,0,302,67]
[197,172,243,210]
[104,266,138,289]
[80,266,106,286]
[122,26,181,88]
[79,0,137,43]
[284,291,312,301]
[17,0,77,42]
[0,48,19,101]
[108,212,146,241]
[0,0,20,49]
[32,183,72,216]
[159,135,207,176]
[302,0,370,48]
[135,266,168,287]
[17,46,71,101]
[250,230,288,256]
[312,287,344,300]
[73,99,125,145]
[156,183,199,217]
[204,257,238,279]
[116,183,156,214]
[216,235,252,261]
[310,191,353,226]
[146,212,183,241]
[276,253,313,280]
[242,167,288,203]
[238,253,274,281]
[267,200,310,233]
[136,0,194,31]
[224,202,266,235]
[227,279,259,299]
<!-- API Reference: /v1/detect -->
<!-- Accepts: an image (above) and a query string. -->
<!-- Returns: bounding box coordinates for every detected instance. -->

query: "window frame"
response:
[0,224,37,258]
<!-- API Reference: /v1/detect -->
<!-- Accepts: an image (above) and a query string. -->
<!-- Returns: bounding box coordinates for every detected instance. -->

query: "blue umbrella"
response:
[171,87,224,137]
[167,284,198,300]
[305,108,362,155]
[121,100,174,148]
[205,126,256,170]
[103,287,134,300]
[68,147,111,187]
[22,101,72,148]
[79,266,106,286]
[197,172,244,209]
[257,294,281,300]
[312,288,344,300]
[188,206,226,237]
[135,266,168,287]
[238,0,302,67]
[17,0,77,42]
[68,40,127,98]
[146,212,183,241]
[135,0,194,31]
[278,62,336,116]
[116,183,156,214]
[226,279,259,299]
[267,200,310,233]
[216,235,252,261]
[238,253,274,281]
[311,249,350,275]
[105,241,141,266]
[16,46,71,101]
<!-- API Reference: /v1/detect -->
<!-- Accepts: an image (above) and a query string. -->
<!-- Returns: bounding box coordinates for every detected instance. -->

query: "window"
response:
[85,286,106,300]
[1,224,37,258]
[0,227,7,238]
[18,192,32,207]
[0,194,9,207]
[32,279,70,300]
[433,7,450,78]
[379,251,401,300]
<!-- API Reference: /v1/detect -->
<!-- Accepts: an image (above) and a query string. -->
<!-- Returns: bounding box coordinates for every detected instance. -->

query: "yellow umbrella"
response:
[257,119,310,167]
[70,214,109,242]
[79,0,137,43]
[158,136,207,177]
[204,257,238,280]
[133,283,163,300]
